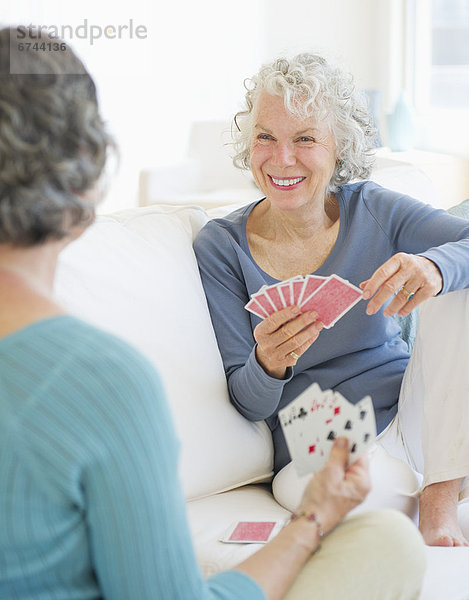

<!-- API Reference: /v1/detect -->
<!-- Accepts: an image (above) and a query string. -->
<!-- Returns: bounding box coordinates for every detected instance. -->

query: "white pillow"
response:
[55,205,273,500]
[370,165,439,207]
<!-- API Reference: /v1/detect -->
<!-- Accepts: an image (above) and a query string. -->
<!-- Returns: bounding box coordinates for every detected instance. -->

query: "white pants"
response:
[284,510,425,600]
[273,289,469,531]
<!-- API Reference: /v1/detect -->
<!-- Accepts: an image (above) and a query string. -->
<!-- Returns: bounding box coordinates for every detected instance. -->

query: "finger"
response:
[256,315,322,371]
[365,277,406,316]
[260,310,320,353]
[279,320,323,359]
[256,305,302,336]
[254,306,300,347]
[380,272,424,316]
[383,283,422,317]
[363,254,439,315]
[347,452,370,473]
[361,255,404,300]
[282,330,323,368]
[384,260,437,316]
[365,262,420,315]
[397,285,432,317]
[345,454,372,496]
[326,437,349,469]
[359,278,370,290]
[278,310,319,341]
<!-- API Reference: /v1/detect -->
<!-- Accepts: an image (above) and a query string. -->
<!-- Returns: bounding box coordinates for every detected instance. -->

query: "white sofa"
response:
[55,166,469,599]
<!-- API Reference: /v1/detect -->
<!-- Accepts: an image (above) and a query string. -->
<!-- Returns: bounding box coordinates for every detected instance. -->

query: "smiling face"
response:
[249,91,337,212]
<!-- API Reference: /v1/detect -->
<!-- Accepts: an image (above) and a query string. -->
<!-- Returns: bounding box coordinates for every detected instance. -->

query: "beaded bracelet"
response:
[291,511,324,539]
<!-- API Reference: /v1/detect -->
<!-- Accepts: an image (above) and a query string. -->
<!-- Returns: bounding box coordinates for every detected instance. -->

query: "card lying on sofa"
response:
[279,383,376,476]
[245,274,362,328]
[220,520,286,544]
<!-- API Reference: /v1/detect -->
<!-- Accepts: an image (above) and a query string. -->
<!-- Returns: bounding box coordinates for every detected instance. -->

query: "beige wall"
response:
[4,0,468,209]
[265,0,383,89]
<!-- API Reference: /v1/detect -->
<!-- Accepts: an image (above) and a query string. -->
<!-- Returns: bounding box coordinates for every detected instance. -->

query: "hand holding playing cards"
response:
[254,305,323,379]
[361,252,443,318]
[296,437,371,535]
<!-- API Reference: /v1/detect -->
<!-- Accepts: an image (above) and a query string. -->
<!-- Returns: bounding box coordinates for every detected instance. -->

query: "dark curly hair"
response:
[0,27,113,246]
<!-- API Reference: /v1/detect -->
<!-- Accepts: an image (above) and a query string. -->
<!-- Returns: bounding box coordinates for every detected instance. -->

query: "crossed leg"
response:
[397,289,469,547]
[274,289,469,546]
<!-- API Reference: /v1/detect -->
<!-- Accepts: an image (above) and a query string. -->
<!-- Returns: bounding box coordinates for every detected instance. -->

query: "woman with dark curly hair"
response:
[194,53,469,547]
[0,28,427,600]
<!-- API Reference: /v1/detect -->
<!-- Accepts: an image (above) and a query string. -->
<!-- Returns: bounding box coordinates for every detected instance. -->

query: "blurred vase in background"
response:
[364,89,382,147]
[387,92,416,151]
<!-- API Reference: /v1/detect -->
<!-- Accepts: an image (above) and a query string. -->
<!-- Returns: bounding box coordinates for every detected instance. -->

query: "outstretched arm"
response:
[360,190,469,317]
[235,438,371,600]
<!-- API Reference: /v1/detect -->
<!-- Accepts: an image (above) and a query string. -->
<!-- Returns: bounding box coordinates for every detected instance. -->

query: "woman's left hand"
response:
[360,252,443,317]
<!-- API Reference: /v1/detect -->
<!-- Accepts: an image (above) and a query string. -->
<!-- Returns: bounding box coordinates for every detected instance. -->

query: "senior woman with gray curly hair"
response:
[194,53,469,548]
[0,29,428,600]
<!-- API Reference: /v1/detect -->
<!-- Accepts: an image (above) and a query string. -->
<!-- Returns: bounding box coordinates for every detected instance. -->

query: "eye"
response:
[296,136,315,143]
[257,133,274,141]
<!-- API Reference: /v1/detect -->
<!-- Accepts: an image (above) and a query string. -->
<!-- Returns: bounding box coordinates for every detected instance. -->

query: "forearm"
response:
[234,518,320,600]
[420,238,469,293]
[387,196,469,294]
[228,345,292,420]
[256,344,288,379]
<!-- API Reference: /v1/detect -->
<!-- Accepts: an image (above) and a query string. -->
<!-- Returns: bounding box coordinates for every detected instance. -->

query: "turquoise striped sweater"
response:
[0,316,264,600]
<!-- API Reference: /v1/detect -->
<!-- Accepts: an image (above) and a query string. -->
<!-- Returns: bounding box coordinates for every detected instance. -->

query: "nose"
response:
[271,142,296,167]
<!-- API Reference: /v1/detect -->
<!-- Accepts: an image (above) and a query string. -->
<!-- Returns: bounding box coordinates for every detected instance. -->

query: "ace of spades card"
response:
[279,384,376,477]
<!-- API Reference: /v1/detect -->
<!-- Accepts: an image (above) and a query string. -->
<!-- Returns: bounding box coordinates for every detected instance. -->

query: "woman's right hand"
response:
[296,437,371,535]
[254,306,323,378]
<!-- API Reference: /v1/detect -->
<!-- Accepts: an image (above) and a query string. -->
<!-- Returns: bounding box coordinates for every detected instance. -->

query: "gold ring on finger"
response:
[400,286,415,302]
[290,351,300,360]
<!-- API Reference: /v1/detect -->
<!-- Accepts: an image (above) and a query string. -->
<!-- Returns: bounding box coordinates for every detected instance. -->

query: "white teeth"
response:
[271,176,304,186]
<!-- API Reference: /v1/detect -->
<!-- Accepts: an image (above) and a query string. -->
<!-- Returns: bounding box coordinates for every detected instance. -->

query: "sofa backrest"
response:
[55,204,274,501]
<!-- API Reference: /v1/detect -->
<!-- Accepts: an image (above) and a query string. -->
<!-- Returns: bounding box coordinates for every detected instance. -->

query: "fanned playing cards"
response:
[279,383,376,476]
[245,274,362,328]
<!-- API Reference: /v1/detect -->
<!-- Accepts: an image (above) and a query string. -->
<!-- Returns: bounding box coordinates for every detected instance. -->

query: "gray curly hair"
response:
[232,53,377,192]
[0,27,113,246]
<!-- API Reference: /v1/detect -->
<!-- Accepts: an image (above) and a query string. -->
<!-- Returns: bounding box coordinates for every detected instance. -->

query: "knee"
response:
[284,509,426,600]
[359,508,423,549]
[349,509,426,591]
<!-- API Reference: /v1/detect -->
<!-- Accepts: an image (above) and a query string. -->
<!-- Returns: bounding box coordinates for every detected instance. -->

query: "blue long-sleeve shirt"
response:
[0,316,265,600]
[193,181,469,473]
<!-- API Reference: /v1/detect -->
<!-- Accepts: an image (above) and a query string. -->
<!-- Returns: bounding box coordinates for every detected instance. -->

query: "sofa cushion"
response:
[55,205,273,500]
[448,198,469,220]
[186,484,290,578]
